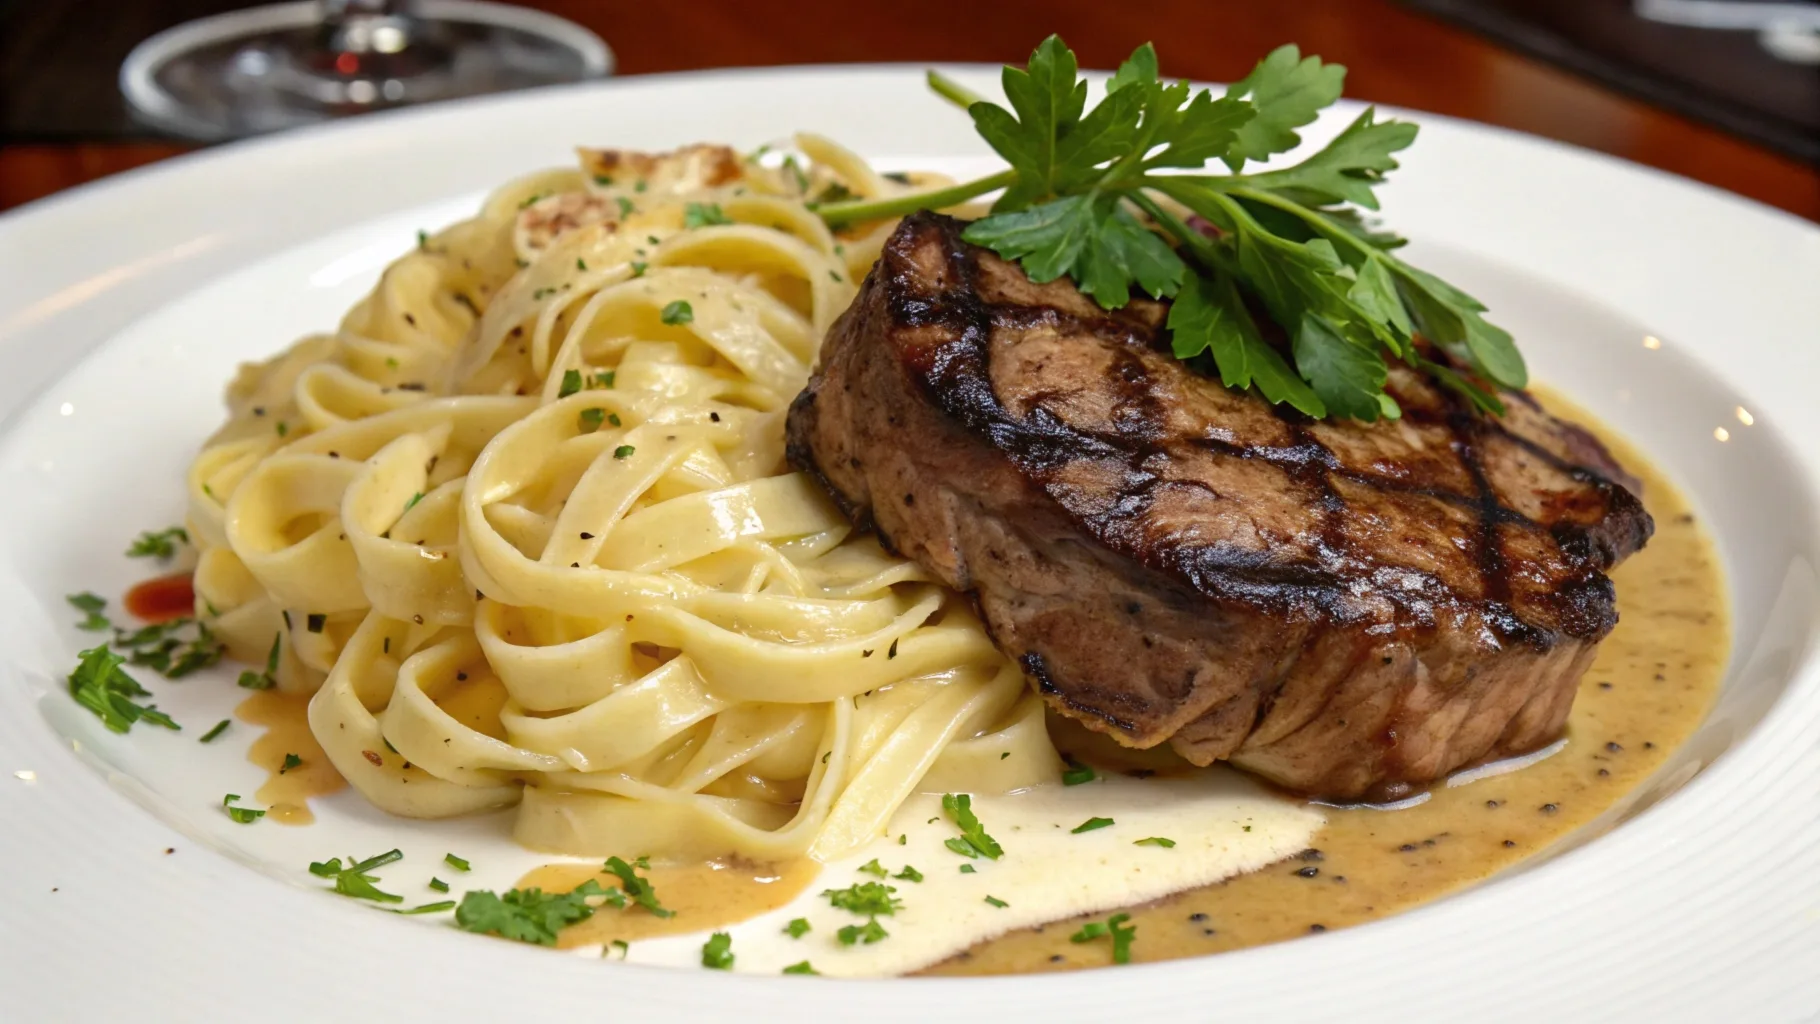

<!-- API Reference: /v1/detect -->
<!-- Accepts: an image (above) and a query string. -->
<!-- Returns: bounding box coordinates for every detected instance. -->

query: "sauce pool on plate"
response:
[928,388,1730,973]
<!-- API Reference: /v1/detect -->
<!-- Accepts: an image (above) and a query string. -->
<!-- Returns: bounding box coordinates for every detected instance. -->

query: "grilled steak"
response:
[787,211,1651,801]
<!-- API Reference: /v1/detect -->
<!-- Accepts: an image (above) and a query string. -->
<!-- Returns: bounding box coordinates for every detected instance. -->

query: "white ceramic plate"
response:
[1,67,1817,1022]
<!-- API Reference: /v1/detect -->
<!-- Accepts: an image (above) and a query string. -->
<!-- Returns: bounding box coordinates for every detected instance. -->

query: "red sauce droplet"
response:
[124,571,195,623]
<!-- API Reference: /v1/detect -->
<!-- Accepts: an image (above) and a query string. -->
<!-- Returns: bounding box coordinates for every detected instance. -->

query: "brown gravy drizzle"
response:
[233,691,346,825]
[927,388,1730,974]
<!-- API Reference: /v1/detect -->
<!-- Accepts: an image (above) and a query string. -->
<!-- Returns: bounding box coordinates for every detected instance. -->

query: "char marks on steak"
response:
[787,212,1651,801]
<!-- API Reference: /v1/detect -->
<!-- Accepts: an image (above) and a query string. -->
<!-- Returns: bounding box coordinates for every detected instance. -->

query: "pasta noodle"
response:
[184,136,1063,863]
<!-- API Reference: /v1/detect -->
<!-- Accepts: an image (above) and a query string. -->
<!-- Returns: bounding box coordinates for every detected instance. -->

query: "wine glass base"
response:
[121,0,613,141]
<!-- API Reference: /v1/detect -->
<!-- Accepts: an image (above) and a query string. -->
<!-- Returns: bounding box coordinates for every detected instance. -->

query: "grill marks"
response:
[786,211,1653,800]
[897,237,1599,644]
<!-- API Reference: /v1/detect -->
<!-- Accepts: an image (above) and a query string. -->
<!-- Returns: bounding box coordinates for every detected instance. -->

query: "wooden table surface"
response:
[2,0,1815,218]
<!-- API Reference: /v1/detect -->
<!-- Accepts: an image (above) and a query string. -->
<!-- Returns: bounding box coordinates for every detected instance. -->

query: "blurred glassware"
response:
[121,0,611,141]
[1636,0,1820,64]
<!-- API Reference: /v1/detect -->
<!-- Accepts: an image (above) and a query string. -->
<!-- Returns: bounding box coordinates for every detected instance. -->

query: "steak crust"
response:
[787,212,1652,800]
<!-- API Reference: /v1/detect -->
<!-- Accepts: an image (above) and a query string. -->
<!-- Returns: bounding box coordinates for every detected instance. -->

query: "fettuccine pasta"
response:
[185,137,1061,863]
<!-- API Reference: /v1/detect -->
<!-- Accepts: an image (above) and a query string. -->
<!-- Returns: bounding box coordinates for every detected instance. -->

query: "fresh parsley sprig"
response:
[815,37,1524,421]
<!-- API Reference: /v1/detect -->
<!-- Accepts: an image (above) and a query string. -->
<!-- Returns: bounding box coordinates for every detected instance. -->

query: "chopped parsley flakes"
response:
[892,864,923,883]
[198,719,231,743]
[1070,912,1136,964]
[784,917,811,938]
[837,918,889,945]
[1134,836,1176,848]
[68,644,179,734]
[1072,817,1115,834]
[984,895,1008,908]
[857,858,887,878]
[126,526,188,560]
[660,300,694,325]
[700,931,734,970]
[603,855,674,918]
[1061,759,1097,786]
[113,616,224,679]
[444,852,471,872]
[221,793,263,823]
[318,849,404,903]
[455,878,609,944]
[941,793,1003,859]
[683,202,732,229]
[782,961,818,975]
[67,592,110,632]
[614,444,636,459]
[822,881,902,917]
[237,633,281,690]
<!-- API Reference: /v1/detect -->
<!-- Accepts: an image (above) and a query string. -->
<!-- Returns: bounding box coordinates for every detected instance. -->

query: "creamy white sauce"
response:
[571,769,1321,976]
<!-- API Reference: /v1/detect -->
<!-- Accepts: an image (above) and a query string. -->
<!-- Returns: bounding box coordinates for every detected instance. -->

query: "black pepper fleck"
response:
[1606,741,1624,753]
[1309,924,1326,933]
[1295,866,1319,878]
[1485,799,1502,809]
[1540,803,1559,814]
[1502,839,1517,848]
[1188,912,1208,922]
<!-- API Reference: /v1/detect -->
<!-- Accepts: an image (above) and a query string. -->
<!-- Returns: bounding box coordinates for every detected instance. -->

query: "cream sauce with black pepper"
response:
[928,390,1729,973]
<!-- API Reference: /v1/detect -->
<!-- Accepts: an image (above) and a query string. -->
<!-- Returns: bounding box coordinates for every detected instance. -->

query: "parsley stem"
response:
[815,169,1017,226]
[926,69,986,110]
[1126,189,1233,277]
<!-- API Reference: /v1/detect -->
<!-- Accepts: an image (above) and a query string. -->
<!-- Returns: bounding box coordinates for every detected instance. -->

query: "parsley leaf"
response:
[126,526,189,559]
[700,931,734,969]
[857,858,888,878]
[940,793,1003,859]
[454,878,611,944]
[893,864,924,883]
[1071,816,1115,834]
[785,917,811,938]
[782,960,818,975]
[1221,45,1346,171]
[1134,836,1177,848]
[1060,758,1097,786]
[660,300,694,325]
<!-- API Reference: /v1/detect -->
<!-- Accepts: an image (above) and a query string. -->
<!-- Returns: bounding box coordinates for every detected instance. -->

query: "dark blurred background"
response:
[2,0,1816,217]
